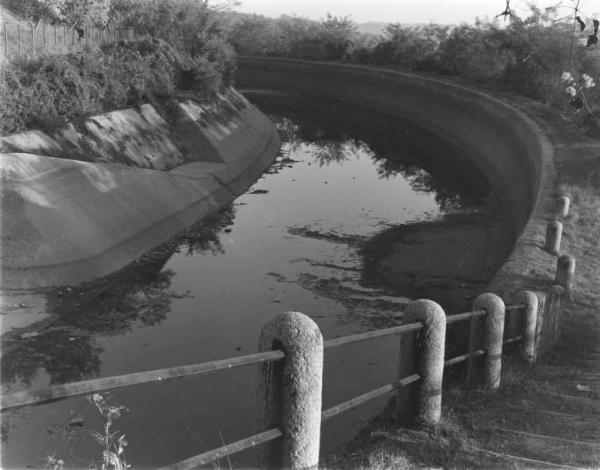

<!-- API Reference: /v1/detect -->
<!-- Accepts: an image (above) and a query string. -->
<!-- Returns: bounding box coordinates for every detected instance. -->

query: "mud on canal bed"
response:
[0,92,515,468]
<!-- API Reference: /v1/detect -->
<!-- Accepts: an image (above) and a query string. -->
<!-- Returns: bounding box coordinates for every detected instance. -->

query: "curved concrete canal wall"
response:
[0,89,281,289]
[237,57,555,300]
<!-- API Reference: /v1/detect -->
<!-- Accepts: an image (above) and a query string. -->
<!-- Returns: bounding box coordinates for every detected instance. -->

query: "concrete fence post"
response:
[257,311,323,470]
[546,285,565,351]
[545,221,563,255]
[553,285,565,342]
[473,293,505,390]
[555,254,575,294]
[533,291,547,358]
[556,196,570,218]
[403,299,446,427]
[514,290,538,363]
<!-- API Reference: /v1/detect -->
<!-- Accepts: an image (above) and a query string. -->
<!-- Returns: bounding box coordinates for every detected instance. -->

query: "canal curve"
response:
[236,57,552,241]
[0,63,552,468]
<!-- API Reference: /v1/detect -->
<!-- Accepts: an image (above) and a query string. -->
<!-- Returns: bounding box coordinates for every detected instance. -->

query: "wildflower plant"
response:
[45,455,65,470]
[87,393,130,470]
[559,0,599,127]
[45,393,130,470]
[561,69,595,112]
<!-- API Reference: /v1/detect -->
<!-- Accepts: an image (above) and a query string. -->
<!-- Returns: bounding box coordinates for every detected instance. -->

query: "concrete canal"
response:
[1,91,515,468]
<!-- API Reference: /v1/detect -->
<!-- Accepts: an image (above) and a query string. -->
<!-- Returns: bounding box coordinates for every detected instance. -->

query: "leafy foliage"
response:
[221,4,598,132]
[44,393,129,469]
[2,0,110,28]
[2,0,65,26]
[344,12,580,103]
[108,0,237,96]
[63,0,111,28]
[1,0,237,135]
[349,4,598,131]
[225,12,357,60]
[111,0,235,62]
[87,393,129,470]
[0,37,234,134]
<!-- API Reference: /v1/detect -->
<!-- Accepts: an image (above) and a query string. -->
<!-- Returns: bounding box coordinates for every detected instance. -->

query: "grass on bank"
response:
[328,101,600,469]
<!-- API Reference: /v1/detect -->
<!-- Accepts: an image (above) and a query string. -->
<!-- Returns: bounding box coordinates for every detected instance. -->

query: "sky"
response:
[233,0,599,25]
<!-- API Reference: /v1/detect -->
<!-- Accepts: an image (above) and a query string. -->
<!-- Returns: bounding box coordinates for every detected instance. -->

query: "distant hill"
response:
[355,21,388,36]
[355,21,428,36]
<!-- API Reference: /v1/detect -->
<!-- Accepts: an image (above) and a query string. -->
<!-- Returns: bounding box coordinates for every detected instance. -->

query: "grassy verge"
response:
[327,97,600,469]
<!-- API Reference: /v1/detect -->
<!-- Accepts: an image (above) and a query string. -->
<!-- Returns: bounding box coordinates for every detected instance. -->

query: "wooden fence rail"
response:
[0,350,284,410]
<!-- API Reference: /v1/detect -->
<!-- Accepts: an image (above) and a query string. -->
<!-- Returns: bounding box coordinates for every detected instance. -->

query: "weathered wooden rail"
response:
[0,197,574,468]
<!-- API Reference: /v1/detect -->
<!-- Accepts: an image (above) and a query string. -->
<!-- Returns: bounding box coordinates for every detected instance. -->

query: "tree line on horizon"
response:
[220,4,599,134]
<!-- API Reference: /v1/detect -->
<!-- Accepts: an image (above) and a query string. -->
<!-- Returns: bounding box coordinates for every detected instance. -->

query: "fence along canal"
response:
[1,199,574,470]
[0,22,135,59]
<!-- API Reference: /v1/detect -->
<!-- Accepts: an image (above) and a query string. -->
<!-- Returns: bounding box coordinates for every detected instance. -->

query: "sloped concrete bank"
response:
[0,89,281,289]
[237,57,555,302]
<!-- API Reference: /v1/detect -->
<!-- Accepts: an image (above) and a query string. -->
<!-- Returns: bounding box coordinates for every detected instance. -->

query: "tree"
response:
[227,15,280,55]
[63,0,111,29]
[277,14,321,58]
[106,0,137,26]
[319,13,356,60]
[3,0,66,28]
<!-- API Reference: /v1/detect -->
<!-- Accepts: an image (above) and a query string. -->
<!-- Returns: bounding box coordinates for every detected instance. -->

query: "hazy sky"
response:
[233,0,598,24]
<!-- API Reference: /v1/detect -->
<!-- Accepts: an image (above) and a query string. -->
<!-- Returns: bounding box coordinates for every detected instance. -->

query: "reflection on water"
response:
[0,93,513,468]
[260,93,493,214]
[1,208,236,390]
[2,260,173,387]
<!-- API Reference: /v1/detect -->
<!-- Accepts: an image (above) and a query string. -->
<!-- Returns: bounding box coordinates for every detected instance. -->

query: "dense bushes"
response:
[112,0,236,73]
[346,16,582,100]
[224,13,358,61]
[580,52,600,134]
[112,0,237,98]
[366,16,599,132]
[0,38,234,134]
[1,0,238,135]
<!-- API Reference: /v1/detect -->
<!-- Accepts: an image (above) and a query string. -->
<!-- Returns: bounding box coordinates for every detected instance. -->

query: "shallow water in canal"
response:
[0,92,514,468]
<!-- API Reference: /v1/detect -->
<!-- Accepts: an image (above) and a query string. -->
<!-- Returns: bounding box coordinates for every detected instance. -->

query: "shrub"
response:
[224,12,357,61]
[1,54,103,133]
[0,38,234,135]
[1,0,238,135]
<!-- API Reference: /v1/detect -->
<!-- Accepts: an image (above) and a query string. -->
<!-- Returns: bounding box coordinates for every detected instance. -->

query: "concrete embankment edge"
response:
[1,94,281,289]
[237,57,554,301]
